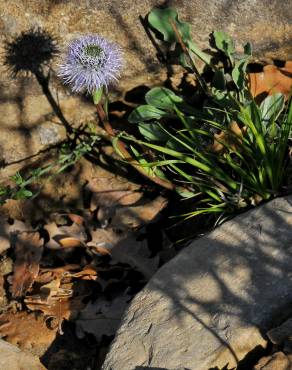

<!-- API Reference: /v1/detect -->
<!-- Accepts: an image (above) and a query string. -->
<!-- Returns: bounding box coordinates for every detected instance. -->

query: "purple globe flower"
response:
[58,35,122,94]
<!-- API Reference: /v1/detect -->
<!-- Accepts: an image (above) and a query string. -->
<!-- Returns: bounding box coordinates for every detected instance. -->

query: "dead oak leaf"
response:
[109,195,168,229]
[249,61,292,101]
[211,121,246,153]
[0,311,57,350]
[44,221,87,249]
[0,217,30,255]
[10,231,43,298]
[25,295,86,334]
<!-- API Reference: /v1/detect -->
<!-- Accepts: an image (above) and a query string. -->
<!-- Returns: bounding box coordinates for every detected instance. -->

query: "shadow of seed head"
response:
[3,27,59,76]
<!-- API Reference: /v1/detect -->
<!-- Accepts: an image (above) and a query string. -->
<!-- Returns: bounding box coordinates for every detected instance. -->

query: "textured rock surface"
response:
[0,0,291,175]
[0,339,45,370]
[102,196,292,370]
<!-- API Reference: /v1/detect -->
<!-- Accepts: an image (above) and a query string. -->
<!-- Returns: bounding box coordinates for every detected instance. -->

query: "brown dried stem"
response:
[169,18,210,96]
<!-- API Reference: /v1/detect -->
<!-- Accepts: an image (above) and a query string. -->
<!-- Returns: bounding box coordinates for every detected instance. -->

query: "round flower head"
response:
[58,35,122,94]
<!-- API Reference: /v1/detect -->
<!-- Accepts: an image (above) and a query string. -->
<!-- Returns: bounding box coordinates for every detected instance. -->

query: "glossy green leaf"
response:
[138,122,169,141]
[187,41,212,65]
[260,93,285,126]
[232,59,248,90]
[145,87,183,109]
[213,31,235,59]
[148,7,191,43]
[128,105,168,123]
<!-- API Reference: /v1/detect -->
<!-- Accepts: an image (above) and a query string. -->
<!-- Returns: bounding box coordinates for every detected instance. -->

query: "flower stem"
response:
[169,18,210,96]
[95,103,175,190]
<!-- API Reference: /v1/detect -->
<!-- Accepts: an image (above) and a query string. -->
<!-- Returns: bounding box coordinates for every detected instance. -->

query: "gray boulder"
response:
[102,196,292,370]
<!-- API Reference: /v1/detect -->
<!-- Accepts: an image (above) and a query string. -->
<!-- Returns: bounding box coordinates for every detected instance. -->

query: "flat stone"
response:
[0,339,45,370]
[102,196,292,370]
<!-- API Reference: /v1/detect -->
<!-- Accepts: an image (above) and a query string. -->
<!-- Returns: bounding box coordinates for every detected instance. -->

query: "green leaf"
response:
[187,41,212,65]
[166,137,188,151]
[260,93,285,127]
[213,31,235,60]
[92,87,103,105]
[128,105,168,123]
[148,7,191,43]
[145,87,183,109]
[15,188,33,200]
[138,122,169,141]
[11,172,24,186]
[232,59,248,90]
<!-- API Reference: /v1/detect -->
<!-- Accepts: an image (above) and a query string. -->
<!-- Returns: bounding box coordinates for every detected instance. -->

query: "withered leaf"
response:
[249,61,292,101]
[11,231,43,298]
[211,121,246,153]
[0,217,30,255]
[86,175,141,212]
[44,221,87,249]
[110,195,168,230]
[0,311,57,350]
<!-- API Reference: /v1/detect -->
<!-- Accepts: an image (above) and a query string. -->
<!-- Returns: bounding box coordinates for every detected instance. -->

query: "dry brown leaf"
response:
[0,311,57,350]
[86,176,142,212]
[58,237,85,248]
[25,295,85,333]
[0,217,29,255]
[10,231,43,298]
[44,221,87,249]
[67,213,84,225]
[211,121,246,153]
[24,276,86,334]
[35,264,80,284]
[63,265,98,280]
[110,195,168,229]
[249,61,292,101]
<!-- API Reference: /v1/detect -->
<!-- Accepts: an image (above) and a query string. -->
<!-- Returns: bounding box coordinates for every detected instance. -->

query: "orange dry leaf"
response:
[211,121,246,153]
[249,61,292,101]
[44,221,87,249]
[0,311,57,350]
[10,231,43,298]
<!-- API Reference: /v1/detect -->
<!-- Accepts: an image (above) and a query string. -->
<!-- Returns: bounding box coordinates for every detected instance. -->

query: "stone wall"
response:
[0,0,291,177]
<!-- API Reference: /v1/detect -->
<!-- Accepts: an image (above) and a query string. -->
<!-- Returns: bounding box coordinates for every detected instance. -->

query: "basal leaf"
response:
[128,105,168,123]
[187,41,212,65]
[213,31,235,60]
[145,87,183,110]
[232,59,248,90]
[260,93,285,126]
[138,122,169,141]
[148,7,191,43]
